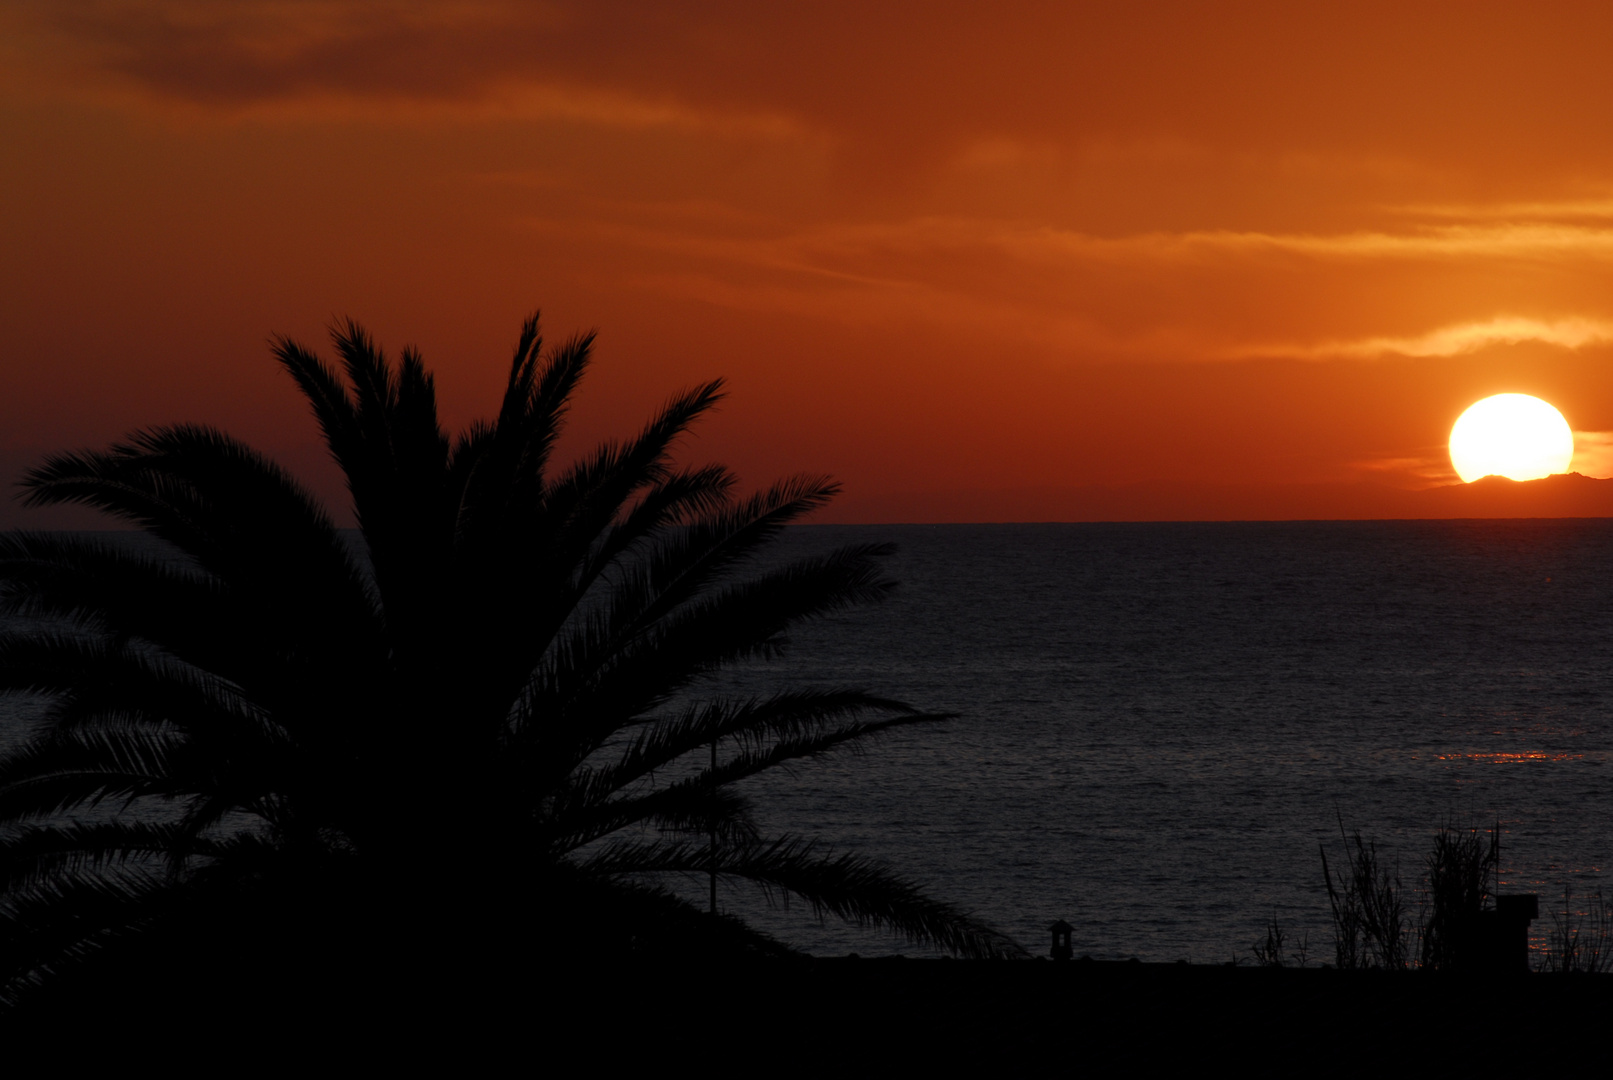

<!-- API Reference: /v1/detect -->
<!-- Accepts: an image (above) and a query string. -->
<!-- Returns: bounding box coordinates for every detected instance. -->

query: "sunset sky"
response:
[9,2,1613,524]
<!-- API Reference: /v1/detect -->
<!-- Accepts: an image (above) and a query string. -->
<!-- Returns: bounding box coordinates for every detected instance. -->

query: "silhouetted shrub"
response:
[1321,818,1410,970]
[1419,821,1498,973]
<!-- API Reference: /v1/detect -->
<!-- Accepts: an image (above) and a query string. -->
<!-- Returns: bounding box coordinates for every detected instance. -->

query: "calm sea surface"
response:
[715,521,1613,962]
[4,521,1611,964]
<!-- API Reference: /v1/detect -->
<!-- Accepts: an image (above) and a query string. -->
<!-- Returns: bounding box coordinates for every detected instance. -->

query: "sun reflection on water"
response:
[1438,751,1584,763]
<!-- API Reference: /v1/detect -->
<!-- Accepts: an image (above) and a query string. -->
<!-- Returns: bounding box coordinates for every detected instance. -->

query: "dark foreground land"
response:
[620,960,1611,1073]
[8,956,1609,1073]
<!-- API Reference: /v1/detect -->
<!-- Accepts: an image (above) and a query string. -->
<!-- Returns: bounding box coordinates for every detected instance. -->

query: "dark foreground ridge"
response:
[10,956,1609,1071]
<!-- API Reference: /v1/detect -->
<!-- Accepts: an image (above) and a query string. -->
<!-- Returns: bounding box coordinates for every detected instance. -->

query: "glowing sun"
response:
[1449,394,1574,483]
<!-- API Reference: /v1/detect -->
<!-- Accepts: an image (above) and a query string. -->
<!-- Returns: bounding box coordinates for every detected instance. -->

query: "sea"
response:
[713,521,1613,963]
[4,520,1611,965]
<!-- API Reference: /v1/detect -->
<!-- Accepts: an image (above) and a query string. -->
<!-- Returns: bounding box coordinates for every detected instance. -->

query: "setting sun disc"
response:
[1448,394,1573,483]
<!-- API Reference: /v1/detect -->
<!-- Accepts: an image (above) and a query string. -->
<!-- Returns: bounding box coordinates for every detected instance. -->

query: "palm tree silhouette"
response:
[0,313,1019,1010]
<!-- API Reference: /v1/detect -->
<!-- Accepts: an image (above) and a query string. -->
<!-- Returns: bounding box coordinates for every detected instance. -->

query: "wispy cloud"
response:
[1247,316,1613,360]
[525,207,1613,360]
[1003,223,1613,265]
[1392,197,1613,222]
[1349,452,1459,486]
[535,212,1613,280]
[201,78,805,133]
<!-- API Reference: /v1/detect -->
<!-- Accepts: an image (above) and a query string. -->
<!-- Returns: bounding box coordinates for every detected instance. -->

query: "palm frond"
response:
[520,542,897,776]
[582,837,1025,960]
[0,532,221,647]
[545,778,758,855]
[0,863,174,1007]
[537,865,801,960]
[0,720,193,819]
[574,463,737,598]
[0,823,184,894]
[553,710,943,853]
[599,690,921,793]
[0,631,269,740]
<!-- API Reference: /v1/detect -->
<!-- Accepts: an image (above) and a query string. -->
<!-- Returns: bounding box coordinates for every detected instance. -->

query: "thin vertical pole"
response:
[709,737,718,917]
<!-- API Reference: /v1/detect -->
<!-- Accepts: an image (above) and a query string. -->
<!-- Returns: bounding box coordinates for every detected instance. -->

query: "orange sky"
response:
[9,2,1613,524]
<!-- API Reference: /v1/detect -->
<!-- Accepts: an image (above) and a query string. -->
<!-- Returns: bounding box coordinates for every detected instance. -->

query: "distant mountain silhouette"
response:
[1413,471,1613,518]
[829,473,1613,522]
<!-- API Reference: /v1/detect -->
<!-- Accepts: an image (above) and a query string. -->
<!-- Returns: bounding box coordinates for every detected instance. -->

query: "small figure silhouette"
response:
[1049,919,1074,961]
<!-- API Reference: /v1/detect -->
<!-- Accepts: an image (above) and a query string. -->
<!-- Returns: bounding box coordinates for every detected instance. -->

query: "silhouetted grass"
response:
[1321,815,1410,969]
[1540,886,1613,974]
[1251,909,1309,968]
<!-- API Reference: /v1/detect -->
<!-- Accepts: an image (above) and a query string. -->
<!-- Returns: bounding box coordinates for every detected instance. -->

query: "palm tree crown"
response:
[0,312,1019,1008]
